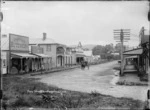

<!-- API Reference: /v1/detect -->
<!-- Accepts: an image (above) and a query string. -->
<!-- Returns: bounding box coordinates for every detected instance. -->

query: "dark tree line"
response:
[92,43,121,60]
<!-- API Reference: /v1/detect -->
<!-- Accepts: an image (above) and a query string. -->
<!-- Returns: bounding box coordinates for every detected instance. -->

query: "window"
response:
[46,45,51,52]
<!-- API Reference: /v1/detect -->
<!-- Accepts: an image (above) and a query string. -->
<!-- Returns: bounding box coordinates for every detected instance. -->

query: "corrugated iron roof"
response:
[76,53,85,57]
[123,48,143,55]
[11,52,38,58]
[29,38,56,45]
[33,53,50,58]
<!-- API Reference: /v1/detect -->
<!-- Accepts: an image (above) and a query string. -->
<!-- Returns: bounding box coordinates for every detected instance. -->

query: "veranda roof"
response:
[76,53,85,57]
[123,48,143,55]
[33,53,50,58]
[11,52,38,58]
[125,55,138,59]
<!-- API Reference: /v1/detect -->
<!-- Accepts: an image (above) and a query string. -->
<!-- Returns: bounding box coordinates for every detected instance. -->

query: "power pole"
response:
[113,29,130,76]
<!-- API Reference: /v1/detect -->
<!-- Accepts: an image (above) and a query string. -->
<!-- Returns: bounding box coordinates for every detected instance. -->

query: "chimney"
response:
[43,32,46,40]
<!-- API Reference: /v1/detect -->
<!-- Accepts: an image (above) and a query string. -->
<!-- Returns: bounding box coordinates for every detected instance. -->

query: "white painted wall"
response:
[39,44,57,68]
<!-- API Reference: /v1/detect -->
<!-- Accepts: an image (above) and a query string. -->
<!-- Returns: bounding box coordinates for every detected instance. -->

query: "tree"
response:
[92,44,114,60]
[114,43,126,54]
[92,45,104,55]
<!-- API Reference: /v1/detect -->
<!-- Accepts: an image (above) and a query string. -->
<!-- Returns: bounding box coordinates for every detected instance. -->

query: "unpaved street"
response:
[32,61,148,101]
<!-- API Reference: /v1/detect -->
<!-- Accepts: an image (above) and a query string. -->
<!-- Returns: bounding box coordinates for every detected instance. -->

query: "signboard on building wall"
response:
[9,34,29,51]
[31,46,43,54]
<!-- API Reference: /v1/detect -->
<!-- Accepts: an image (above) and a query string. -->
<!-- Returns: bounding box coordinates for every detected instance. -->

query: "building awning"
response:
[125,55,138,59]
[11,52,38,58]
[33,53,50,58]
[123,48,143,55]
[76,53,85,57]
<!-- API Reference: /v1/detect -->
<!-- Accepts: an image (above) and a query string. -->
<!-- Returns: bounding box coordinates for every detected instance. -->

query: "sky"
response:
[1,1,149,46]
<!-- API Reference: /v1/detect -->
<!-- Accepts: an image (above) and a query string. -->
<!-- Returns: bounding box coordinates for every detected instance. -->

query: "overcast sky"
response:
[2,1,149,46]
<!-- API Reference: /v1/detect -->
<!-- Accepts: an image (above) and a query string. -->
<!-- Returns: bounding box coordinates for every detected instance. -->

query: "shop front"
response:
[33,53,51,71]
[10,52,37,74]
[76,53,85,64]
[8,33,37,74]
[30,45,52,71]
[123,48,143,75]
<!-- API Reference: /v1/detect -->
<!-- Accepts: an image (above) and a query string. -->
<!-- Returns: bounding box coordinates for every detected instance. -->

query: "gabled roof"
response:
[29,38,56,45]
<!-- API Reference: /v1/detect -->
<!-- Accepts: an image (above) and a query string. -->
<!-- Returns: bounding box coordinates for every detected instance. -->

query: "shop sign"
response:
[31,46,43,54]
[9,34,29,51]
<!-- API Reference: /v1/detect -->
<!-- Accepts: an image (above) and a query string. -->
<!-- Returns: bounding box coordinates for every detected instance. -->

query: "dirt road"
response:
[32,61,148,101]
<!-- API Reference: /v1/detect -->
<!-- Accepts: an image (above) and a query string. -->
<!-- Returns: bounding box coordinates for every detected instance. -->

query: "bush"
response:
[58,94,82,108]
[116,81,148,86]
[12,95,31,107]
[3,76,145,109]
[90,91,100,97]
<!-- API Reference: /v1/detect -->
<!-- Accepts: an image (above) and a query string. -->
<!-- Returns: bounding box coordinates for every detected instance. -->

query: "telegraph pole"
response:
[113,29,130,76]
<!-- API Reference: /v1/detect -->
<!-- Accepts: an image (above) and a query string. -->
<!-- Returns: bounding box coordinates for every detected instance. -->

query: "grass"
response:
[2,76,146,109]
[116,81,148,86]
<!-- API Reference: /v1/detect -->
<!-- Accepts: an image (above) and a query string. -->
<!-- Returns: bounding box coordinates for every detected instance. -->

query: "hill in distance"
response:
[69,44,97,50]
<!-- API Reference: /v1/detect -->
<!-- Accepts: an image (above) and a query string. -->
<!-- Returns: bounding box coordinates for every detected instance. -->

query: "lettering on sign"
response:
[31,46,43,54]
[9,34,29,51]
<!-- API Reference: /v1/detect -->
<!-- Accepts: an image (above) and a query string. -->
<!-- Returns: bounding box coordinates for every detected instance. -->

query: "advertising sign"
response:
[31,46,43,54]
[9,34,29,51]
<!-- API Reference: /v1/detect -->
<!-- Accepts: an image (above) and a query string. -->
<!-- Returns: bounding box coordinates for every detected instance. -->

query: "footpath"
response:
[113,63,148,86]
[3,60,114,77]
[30,65,80,76]
[30,60,113,76]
